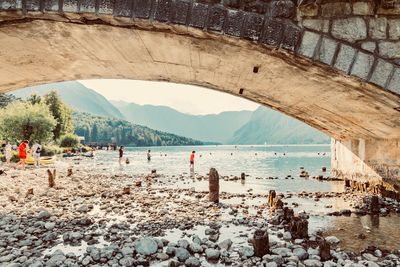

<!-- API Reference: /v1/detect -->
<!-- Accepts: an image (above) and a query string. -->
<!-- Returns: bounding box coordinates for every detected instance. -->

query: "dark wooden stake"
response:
[209,168,219,203]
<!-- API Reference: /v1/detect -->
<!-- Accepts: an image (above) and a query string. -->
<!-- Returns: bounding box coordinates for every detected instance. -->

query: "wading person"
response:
[147,150,151,162]
[17,140,29,170]
[5,141,12,165]
[189,151,195,170]
[31,140,42,168]
[118,146,124,165]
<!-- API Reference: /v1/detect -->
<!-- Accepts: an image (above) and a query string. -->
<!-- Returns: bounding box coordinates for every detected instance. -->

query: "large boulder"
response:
[135,237,158,256]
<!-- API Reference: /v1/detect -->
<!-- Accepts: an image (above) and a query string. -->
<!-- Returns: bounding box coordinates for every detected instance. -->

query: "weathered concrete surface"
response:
[331,139,400,197]
[0,19,399,142]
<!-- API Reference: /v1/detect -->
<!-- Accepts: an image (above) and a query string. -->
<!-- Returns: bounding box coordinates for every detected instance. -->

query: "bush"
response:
[41,145,63,156]
[59,133,80,148]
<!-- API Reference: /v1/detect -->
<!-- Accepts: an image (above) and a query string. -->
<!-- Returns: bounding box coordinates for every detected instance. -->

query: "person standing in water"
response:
[189,151,195,170]
[17,140,29,170]
[31,140,42,168]
[4,141,12,165]
[147,150,151,162]
[118,146,124,165]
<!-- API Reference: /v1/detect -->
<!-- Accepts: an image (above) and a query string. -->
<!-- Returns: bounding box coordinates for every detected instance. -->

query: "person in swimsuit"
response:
[189,151,195,169]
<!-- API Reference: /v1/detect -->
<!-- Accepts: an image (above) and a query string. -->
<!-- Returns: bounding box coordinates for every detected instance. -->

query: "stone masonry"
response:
[0,0,399,94]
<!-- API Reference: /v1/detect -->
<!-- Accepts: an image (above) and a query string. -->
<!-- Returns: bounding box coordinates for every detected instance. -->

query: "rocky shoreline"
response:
[0,165,399,267]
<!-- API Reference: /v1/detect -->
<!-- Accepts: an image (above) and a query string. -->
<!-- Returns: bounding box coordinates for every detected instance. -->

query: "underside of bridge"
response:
[0,0,399,196]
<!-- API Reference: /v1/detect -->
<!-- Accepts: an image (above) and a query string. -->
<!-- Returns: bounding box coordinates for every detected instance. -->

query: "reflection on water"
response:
[322,214,400,251]
[61,145,400,252]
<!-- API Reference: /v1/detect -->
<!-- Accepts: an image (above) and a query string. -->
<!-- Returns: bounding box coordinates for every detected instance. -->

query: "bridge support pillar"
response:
[331,138,400,199]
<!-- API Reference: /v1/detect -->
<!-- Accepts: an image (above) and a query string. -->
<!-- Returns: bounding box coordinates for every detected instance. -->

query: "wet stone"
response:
[205,248,220,260]
[135,237,158,256]
[185,257,201,267]
[175,247,190,262]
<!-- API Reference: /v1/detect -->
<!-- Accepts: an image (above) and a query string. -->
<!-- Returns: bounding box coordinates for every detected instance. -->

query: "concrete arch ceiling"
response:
[0,0,399,141]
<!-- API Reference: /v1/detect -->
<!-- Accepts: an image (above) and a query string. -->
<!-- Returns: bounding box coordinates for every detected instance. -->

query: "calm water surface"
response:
[63,145,400,252]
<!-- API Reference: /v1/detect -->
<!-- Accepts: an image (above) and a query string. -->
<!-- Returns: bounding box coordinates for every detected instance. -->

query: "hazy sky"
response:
[80,79,259,115]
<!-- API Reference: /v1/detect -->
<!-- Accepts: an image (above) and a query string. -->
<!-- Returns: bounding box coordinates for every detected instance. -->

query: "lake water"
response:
[63,144,400,252]
[78,144,334,193]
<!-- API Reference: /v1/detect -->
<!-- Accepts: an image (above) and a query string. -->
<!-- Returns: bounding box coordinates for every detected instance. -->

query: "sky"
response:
[79,79,259,115]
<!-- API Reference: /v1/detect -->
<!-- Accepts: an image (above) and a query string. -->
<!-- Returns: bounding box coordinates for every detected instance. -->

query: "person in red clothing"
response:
[17,140,29,170]
[189,151,195,171]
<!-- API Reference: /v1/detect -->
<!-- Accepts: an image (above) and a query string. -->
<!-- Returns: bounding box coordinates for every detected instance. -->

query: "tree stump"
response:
[370,195,380,214]
[47,169,56,188]
[209,168,219,203]
[288,216,308,239]
[319,239,331,261]
[241,172,246,180]
[123,187,130,194]
[67,168,73,177]
[268,190,276,207]
[253,229,269,257]
[26,188,34,196]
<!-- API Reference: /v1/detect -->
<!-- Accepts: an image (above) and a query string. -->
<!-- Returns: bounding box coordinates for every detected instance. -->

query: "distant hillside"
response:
[229,107,329,144]
[12,81,124,119]
[73,112,205,147]
[112,101,253,143]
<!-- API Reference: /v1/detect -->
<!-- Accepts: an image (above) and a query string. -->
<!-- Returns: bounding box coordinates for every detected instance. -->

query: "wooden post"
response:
[67,168,73,177]
[47,169,56,188]
[268,190,276,207]
[209,168,219,203]
[253,229,269,257]
[319,239,331,261]
[241,172,245,180]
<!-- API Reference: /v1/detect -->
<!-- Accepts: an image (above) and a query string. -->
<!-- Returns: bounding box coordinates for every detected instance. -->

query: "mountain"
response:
[229,107,329,144]
[12,81,124,119]
[73,112,206,146]
[112,101,253,143]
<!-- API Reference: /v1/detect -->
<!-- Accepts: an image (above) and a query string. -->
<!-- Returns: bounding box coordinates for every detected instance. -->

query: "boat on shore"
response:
[26,156,56,165]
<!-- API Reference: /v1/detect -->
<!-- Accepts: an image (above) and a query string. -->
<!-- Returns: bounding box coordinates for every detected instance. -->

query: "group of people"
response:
[1,140,42,170]
[117,146,197,170]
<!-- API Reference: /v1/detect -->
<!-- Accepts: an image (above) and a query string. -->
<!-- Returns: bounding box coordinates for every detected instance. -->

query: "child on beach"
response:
[17,140,29,170]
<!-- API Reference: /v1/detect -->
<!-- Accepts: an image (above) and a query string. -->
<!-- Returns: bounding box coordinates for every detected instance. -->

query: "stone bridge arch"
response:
[0,0,399,195]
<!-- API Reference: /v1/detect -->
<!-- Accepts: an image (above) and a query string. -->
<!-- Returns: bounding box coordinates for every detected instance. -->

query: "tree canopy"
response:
[43,91,73,140]
[0,102,56,142]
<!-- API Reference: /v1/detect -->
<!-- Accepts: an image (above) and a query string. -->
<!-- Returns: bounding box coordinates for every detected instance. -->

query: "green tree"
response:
[43,91,73,140]
[0,93,19,108]
[91,124,98,142]
[59,133,80,147]
[0,102,56,142]
[27,93,42,105]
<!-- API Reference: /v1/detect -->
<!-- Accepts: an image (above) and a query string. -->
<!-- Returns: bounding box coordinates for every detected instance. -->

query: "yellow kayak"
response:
[26,156,56,165]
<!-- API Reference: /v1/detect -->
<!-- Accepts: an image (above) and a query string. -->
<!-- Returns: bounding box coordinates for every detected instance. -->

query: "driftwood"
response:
[209,168,219,203]
[47,169,56,188]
